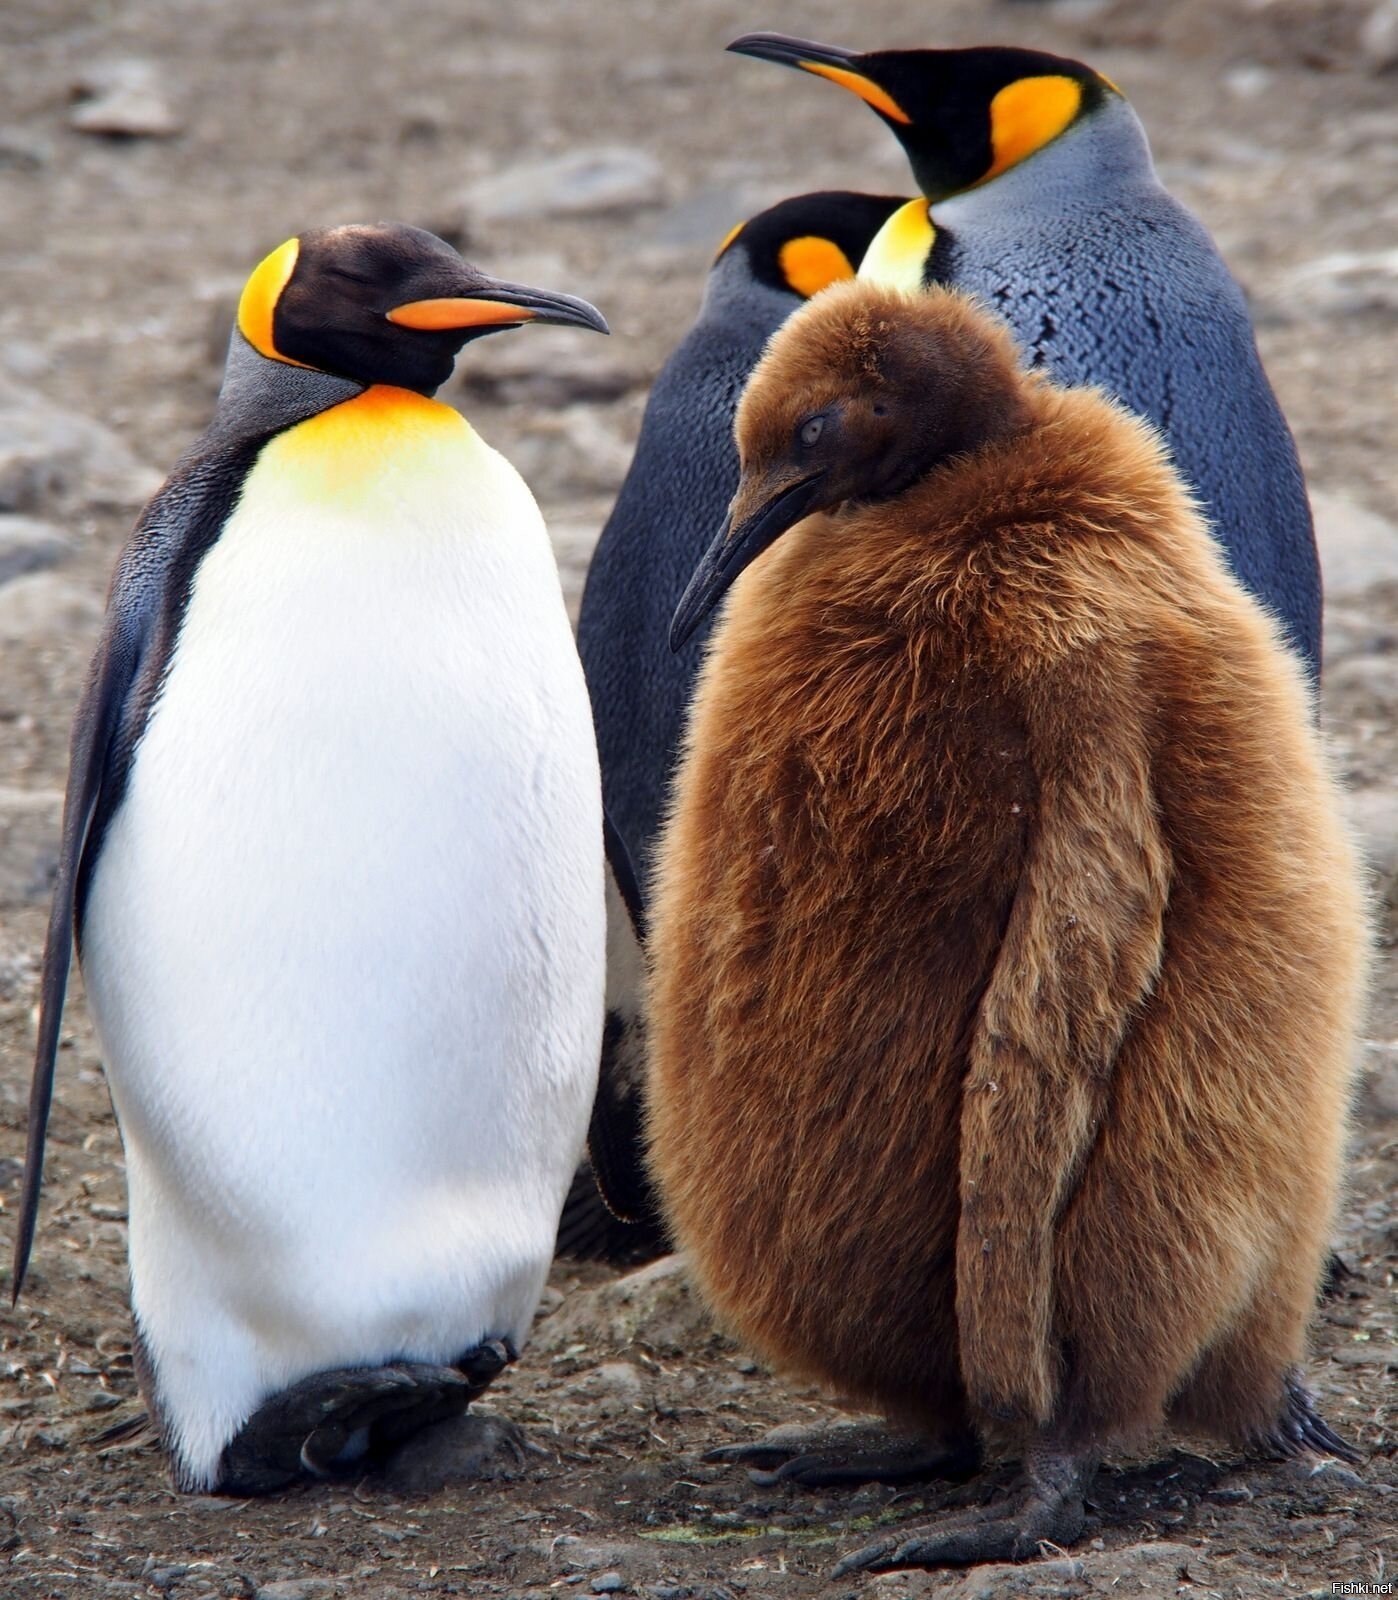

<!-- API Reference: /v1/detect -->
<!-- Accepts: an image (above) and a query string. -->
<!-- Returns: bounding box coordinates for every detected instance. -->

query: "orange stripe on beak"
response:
[386,298,537,331]
[800,61,911,125]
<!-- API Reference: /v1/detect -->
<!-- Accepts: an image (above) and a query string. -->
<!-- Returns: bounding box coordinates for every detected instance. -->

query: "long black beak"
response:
[727,32,861,73]
[387,274,609,336]
[670,473,825,651]
[726,33,912,127]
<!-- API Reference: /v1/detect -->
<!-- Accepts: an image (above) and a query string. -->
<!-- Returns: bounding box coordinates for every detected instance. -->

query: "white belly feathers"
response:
[80,388,605,1487]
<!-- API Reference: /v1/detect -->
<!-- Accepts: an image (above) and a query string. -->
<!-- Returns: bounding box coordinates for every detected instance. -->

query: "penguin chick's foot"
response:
[1253,1368,1363,1466]
[218,1362,473,1495]
[380,1409,539,1495]
[705,1418,979,1487]
[831,1442,1096,1575]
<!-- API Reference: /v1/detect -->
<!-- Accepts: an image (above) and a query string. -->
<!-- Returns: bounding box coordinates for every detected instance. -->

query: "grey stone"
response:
[591,1576,626,1596]
[1346,786,1398,889]
[1329,1342,1398,1367]
[535,1254,725,1357]
[0,569,103,650]
[462,148,663,223]
[1314,491,1398,600]
[0,127,52,170]
[253,1582,334,1600]
[0,515,70,584]
[551,1538,637,1575]
[1361,0,1398,70]
[1284,249,1398,320]
[0,785,63,908]
[459,339,644,408]
[0,372,160,513]
[510,406,633,503]
[69,60,183,139]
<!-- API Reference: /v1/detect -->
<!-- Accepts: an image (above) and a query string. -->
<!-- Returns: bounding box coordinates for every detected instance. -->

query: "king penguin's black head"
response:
[727,35,1116,202]
[715,191,907,297]
[236,222,609,396]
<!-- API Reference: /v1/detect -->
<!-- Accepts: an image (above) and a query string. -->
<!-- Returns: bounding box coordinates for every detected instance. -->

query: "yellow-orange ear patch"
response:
[800,61,911,125]
[778,236,857,298]
[386,297,532,331]
[982,75,1083,185]
[857,199,935,295]
[237,237,309,366]
[714,221,745,262]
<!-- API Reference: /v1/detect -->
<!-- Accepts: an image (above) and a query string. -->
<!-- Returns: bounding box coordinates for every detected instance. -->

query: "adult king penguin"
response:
[14,223,609,1495]
[650,281,1366,1569]
[726,34,1322,678]
[563,192,902,1263]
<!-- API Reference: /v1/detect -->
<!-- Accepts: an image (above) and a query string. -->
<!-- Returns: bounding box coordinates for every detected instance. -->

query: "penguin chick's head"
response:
[728,34,1116,201]
[670,281,1029,649]
[716,191,908,298]
[236,222,608,396]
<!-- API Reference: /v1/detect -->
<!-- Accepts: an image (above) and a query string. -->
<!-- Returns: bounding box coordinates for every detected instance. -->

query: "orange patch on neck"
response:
[778,236,857,298]
[981,75,1083,185]
[237,237,311,367]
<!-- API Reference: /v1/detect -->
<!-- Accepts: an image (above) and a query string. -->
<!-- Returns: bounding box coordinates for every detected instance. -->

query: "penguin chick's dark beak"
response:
[726,32,911,125]
[670,472,826,651]
[388,277,609,336]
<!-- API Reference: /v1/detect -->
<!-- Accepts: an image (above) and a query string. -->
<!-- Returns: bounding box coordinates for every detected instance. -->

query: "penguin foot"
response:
[454,1336,518,1399]
[705,1418,978,1487]
[380,1410,538,1494]
[830,1445,1095,1575]
[1254,1368,1363,1466]
[218,1362,472,1495]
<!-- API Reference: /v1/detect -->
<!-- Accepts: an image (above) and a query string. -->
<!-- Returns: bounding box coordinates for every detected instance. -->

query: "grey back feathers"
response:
[578,253,797,876]
[935,97,1320,675]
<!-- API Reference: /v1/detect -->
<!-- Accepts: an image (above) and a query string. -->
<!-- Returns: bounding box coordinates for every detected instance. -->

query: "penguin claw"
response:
[830,1457,1090,1575]
[705,1419,977,1488]
[1254,1369,1363,1467]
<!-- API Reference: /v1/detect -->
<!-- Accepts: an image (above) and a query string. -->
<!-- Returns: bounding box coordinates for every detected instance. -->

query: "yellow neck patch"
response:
[261,385,472,505]
[237,237,310,366]
[714,221,745,262]
[981,75,1083,185]
[800,60,911,125]
[778,236,857,299]
[857,199,935,294]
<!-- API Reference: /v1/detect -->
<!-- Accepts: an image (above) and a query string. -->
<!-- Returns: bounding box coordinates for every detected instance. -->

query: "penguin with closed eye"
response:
[14,222,610,1494]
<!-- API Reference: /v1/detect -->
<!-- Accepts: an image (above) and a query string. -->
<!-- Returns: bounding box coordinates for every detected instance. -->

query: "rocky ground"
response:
[1,1,1395,1596]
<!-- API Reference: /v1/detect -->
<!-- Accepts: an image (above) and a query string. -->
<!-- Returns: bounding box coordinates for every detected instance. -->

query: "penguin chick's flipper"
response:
[956,658,1170,1425]
[831,1442,1097,1575]
[705,1418,980,1488]
[1252,1368,1363,1466]
[217,1362,472,1495]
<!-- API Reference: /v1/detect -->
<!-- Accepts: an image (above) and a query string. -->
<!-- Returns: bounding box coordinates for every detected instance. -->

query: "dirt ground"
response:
[0,1,1395,1596]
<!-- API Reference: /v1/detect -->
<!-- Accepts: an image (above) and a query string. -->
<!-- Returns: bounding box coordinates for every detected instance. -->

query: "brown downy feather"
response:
[645,281,1368,1455]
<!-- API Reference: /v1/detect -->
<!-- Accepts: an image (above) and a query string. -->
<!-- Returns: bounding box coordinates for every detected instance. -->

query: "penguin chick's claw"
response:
[1255,1369,1364,1467]
[830,1447,1096,1576]
[705,1418,979,1488]
[218,1362,472,1495]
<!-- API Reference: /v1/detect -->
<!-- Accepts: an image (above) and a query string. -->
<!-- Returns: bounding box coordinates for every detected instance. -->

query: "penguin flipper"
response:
[955,669,1170,1425]
[11,601,146,1303]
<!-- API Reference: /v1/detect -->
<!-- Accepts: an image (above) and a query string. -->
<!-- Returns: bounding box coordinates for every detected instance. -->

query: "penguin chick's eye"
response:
[798,415,826,448]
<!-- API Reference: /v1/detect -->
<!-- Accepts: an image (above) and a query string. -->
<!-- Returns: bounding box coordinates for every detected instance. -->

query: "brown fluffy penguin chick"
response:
[646,279,1369,1573]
